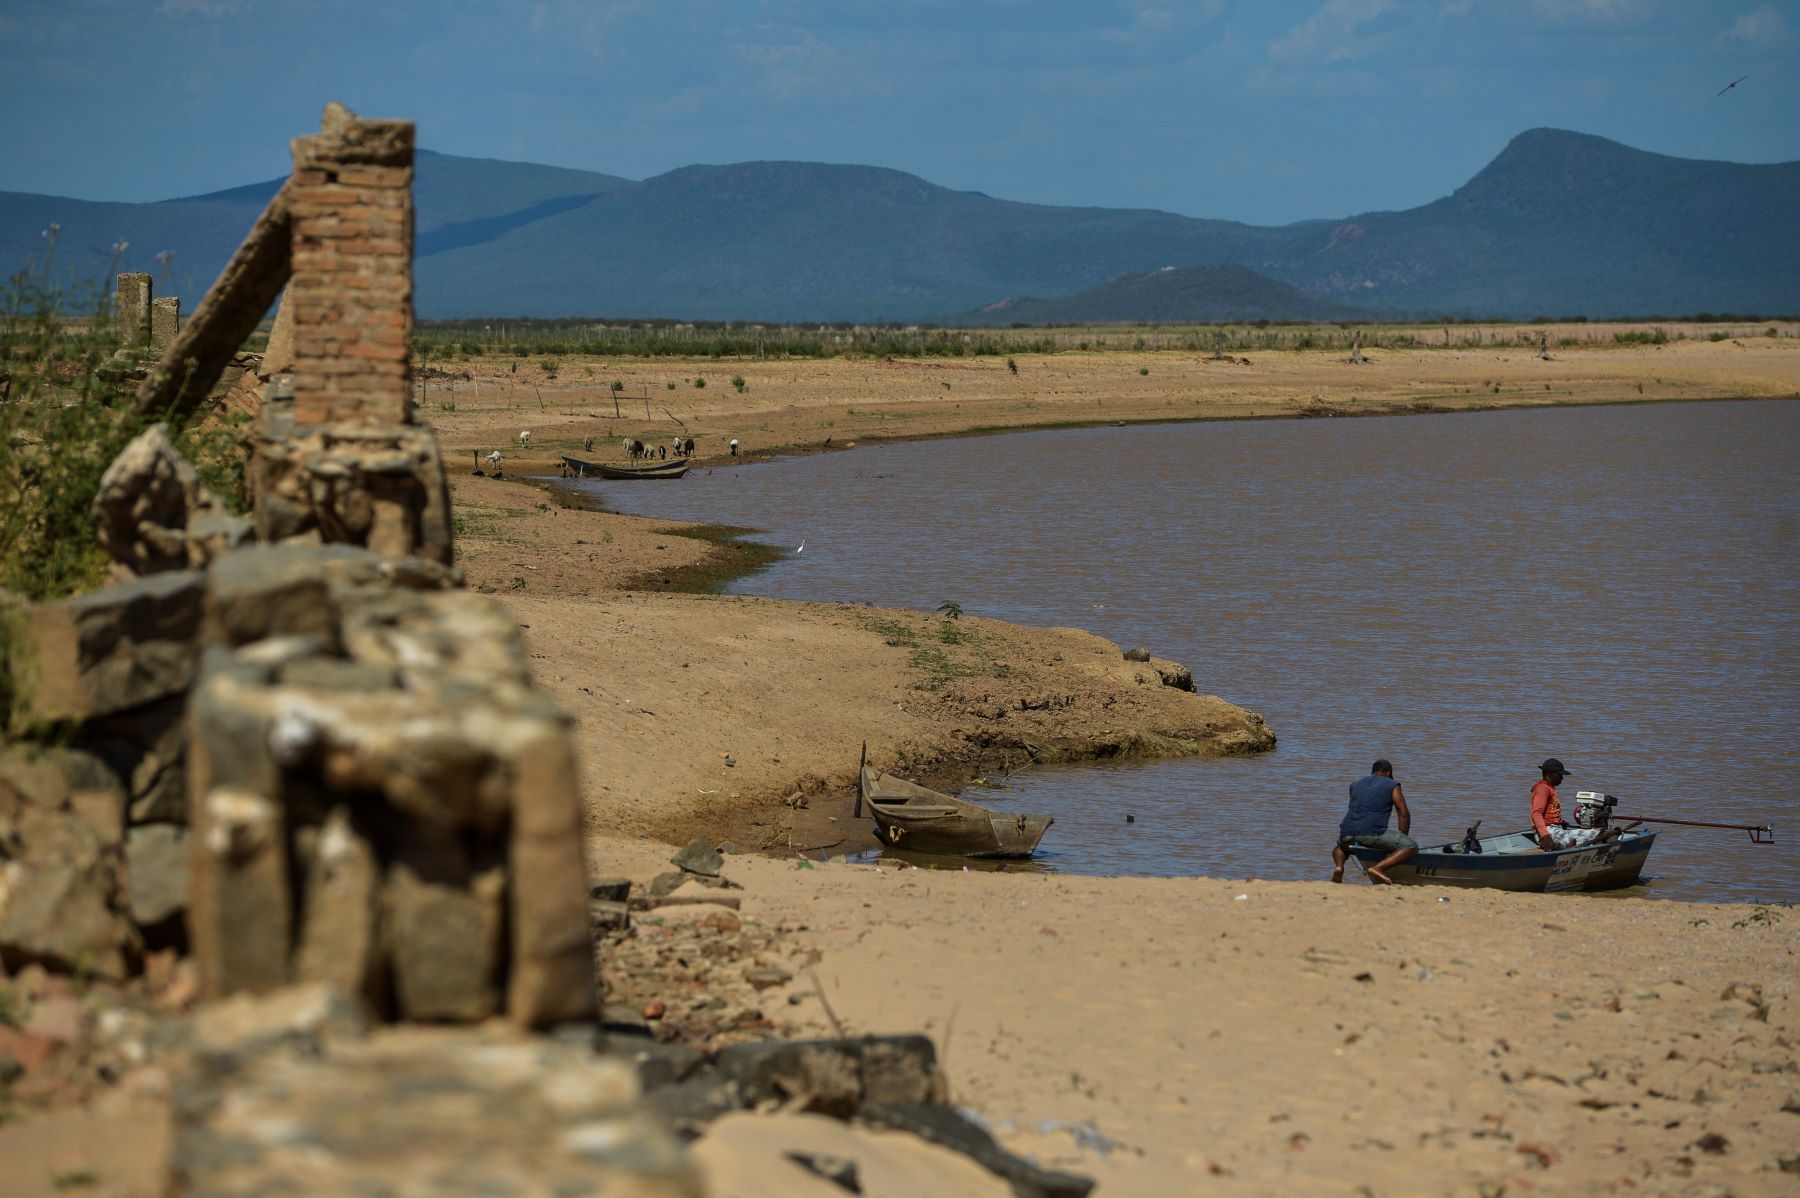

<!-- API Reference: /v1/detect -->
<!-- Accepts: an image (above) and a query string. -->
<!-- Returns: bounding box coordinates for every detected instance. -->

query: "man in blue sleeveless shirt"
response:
[1332,759,1418,884]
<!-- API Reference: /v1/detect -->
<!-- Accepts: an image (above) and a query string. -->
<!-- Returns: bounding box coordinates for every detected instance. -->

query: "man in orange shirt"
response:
[1530,757,1603,850]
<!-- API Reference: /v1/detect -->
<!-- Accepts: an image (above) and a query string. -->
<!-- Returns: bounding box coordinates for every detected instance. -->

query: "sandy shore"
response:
[598,839,1800,1196]
[425,334,1799,475]
[430,337,1800,1194]
[452,478,1274,851]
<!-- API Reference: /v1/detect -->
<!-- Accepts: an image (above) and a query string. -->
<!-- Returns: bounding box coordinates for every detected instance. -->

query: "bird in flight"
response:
[1717,74,1748,96]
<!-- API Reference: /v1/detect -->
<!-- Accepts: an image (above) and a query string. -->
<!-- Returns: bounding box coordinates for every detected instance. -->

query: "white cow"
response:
[517,430,533,449]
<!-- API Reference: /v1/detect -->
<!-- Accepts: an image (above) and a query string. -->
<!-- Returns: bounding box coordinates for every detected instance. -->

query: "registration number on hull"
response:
[1546,845,1622,892]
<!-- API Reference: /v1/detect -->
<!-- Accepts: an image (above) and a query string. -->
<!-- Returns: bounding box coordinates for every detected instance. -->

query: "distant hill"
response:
[1255,129,1800,318]
[0,150,630,307]
[966,264,1372,325]
[2,129,1794,322]
[412,161,1288,322]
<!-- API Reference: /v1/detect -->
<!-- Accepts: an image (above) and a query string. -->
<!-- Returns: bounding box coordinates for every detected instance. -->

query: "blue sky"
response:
[2,0,1795,224]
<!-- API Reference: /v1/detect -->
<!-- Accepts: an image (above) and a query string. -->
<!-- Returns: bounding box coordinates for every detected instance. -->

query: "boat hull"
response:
[562,455,690,480]
[872,809,1055,858]
[860,766,1053,858]
[1347,828,1656,892]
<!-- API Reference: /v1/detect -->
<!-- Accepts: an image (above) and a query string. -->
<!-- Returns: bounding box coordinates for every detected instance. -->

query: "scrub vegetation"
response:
[0,249,251,727]
[0,248,248,604]
[412,315,1790,364]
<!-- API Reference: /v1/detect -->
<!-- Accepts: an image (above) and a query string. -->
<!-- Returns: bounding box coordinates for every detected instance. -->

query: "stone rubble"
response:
[601,892,797,1051]
[3,537,595,1027]
[0,750,139,980]
[183,542,594,1026]
[90,424,250,582]
[671,834,726,878]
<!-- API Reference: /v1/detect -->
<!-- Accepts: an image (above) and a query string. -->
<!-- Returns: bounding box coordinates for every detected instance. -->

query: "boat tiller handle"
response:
[1614,814,1776,844]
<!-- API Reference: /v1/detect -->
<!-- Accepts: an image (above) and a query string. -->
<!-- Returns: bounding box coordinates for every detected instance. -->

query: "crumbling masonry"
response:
[248,107,454,562]
[3,104,592,1029]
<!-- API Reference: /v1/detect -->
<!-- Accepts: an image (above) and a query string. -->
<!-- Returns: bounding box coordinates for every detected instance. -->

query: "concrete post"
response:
[150,296,180,354]
[116,273,152,350]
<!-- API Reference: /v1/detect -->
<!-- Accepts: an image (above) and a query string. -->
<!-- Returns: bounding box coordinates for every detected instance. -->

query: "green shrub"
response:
[1,247,252,607]
[731,375,746,392]
[2,257,132,602]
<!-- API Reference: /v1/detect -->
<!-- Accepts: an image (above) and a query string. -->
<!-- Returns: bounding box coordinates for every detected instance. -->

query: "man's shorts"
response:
[1339,830,1418,853]
[1543,825,1602,849]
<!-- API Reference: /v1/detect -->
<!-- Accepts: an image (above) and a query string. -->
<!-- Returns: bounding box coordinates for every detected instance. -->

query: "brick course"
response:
[288,116,415,427]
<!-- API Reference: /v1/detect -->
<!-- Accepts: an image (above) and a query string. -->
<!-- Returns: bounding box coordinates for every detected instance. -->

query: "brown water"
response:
[588,400,1800,902]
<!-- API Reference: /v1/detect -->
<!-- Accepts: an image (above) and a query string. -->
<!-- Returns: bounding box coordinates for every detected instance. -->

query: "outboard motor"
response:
[1573,790,1618,830]
[1460,820,1483,854]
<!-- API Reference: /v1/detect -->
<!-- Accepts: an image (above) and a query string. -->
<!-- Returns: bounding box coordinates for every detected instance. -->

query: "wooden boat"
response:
[561,455,690,480]
[857,753,1053,859]
[1346,826,1658,893]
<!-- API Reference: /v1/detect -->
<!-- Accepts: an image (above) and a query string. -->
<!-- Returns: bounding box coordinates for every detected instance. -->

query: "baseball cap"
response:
[1539,757,1570,775]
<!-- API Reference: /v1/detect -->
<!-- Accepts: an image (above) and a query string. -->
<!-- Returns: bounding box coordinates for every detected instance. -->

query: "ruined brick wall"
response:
[250,104,451,566]
[3,107,568,1032]
[288,110,414,428]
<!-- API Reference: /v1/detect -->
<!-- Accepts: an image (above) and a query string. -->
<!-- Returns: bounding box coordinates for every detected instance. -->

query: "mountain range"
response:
[2,129,1795,324]
[967,264,1372,326]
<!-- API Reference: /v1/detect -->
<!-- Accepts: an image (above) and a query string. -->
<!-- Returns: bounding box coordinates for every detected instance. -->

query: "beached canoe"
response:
[561,455,690,480]
[1346,826,1657,892]
[858,763,1054,859]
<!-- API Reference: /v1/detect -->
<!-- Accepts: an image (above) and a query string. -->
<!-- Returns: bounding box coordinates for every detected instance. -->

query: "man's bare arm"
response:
[1392,784,1411,834]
